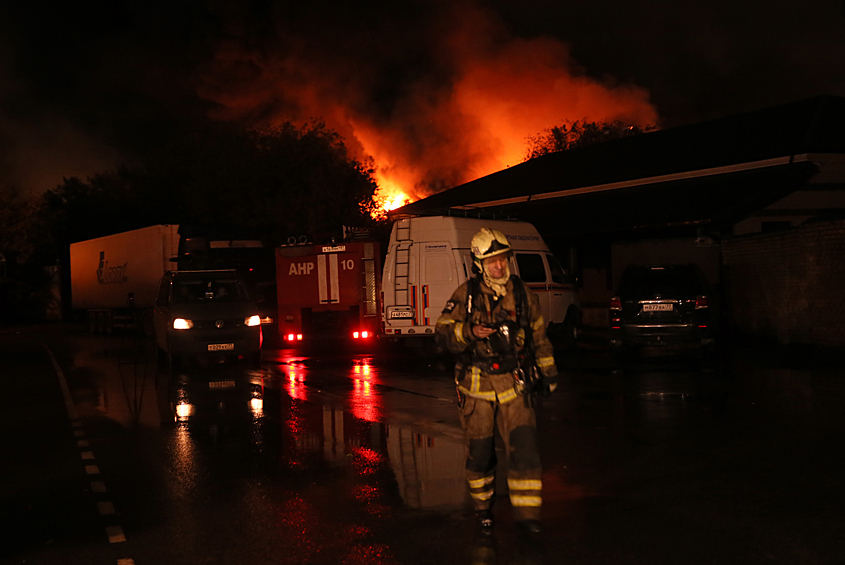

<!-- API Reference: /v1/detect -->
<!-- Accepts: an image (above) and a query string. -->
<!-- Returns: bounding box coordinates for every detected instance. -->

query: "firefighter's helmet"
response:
[471,228,512,271]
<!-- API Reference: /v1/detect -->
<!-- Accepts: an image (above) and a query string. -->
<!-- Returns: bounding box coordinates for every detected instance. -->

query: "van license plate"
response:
[208,343,235,351]
[642,304,673,312]
[390,311,414,319]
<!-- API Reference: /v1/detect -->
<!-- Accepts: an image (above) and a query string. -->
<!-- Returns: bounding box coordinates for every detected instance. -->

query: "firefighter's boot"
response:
[476,509,494,535]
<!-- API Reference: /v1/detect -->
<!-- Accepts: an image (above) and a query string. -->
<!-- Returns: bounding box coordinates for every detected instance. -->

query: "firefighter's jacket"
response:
[435,276,558,403]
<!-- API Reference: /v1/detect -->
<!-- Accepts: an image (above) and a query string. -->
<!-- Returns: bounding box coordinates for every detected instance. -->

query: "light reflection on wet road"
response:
[114,341,468,564]
[5,326,845,564]
[1,328,475,564]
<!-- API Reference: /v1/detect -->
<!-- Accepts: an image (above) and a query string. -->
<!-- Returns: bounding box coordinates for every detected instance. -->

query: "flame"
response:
[197,1,659,217]
[382,191,410,213]
[371,175,411,217]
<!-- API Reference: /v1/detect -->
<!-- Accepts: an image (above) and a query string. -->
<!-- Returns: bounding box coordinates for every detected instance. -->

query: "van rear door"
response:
[383,241,460,334]
[417,242,458,327]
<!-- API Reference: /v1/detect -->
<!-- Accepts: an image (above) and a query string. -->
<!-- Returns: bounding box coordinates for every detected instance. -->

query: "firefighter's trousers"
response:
[459,392,542,522]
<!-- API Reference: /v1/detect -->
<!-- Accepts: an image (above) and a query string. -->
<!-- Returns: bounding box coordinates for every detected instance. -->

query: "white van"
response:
[382,216,580,347]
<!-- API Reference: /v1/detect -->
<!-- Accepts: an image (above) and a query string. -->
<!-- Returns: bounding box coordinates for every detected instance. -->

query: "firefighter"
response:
[435,227,558,536]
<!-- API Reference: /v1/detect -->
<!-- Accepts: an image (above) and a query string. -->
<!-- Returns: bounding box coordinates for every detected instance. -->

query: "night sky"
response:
[2,0,843,200]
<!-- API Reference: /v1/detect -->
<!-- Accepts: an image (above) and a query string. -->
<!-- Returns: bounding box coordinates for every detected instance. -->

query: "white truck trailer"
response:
[70,224,180,335]
[381,216,581,350]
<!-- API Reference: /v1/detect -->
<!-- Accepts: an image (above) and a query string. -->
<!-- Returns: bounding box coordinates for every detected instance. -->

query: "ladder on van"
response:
[393,219,412,307]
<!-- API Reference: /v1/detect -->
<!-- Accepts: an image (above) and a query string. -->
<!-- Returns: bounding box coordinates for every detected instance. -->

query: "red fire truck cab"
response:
[275,240,382,348]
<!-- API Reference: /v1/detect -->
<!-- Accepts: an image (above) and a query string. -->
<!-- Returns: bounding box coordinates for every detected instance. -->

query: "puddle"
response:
[156,354,469,511]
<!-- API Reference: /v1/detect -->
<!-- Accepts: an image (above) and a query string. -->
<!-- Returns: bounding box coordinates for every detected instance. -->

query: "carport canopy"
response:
[392,95,845,239]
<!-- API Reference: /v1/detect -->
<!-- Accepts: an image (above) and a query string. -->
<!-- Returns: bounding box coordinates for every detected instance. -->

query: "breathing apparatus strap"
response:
[466,275,478,317]
[511,276,548,406]
[511,276,532,346]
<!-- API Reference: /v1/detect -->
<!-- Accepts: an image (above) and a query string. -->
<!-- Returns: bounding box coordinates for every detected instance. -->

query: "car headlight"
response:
[173,318,194,330]
[245,315,261,327]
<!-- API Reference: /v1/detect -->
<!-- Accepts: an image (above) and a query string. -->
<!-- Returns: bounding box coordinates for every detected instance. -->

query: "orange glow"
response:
[371,176,411,218]
[199,3,659,211]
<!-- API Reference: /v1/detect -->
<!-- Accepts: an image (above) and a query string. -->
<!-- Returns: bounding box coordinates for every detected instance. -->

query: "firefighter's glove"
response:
[471,323,496,341]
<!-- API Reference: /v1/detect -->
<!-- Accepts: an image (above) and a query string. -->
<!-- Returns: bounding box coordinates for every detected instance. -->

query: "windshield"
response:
[172,278,251,303]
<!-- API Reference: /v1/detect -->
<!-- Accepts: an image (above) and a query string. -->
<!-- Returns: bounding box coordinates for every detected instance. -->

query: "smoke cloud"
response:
[1,0,658,204]
[195,0,658,202]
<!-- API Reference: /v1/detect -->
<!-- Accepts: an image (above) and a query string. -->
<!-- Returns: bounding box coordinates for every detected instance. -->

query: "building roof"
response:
[393,95,845,237]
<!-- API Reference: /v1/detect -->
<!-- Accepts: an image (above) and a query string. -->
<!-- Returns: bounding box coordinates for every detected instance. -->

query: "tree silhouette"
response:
[523,119,654,161]
[16,120,381,260]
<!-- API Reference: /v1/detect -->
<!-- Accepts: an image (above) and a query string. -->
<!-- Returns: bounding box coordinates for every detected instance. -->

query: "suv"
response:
[153,270,262,365]
[609,264,715,354]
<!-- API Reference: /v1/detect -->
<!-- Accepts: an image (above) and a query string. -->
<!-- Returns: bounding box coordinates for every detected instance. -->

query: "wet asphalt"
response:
[1,323,844,565]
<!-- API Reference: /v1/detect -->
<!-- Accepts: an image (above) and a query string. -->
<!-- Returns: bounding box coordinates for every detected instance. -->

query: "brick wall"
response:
[722,219,845,346]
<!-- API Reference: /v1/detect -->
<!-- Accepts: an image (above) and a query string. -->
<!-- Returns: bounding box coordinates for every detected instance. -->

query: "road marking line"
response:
[78,440,90,447]
[117,559,136,564]
[43,344,132,557]
[106,526,126,543]
[98,501,116,515]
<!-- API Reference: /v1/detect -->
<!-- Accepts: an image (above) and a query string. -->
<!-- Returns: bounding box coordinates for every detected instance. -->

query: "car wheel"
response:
[558,314,578,352]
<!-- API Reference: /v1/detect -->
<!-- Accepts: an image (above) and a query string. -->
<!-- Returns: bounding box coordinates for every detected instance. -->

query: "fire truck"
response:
[275,237,382,348]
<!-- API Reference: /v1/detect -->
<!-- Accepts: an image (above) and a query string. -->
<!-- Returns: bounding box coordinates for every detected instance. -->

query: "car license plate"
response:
[208,343,235,351]
[209,380,236,389]
[390,311,414,319]
[642,304,673,312]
